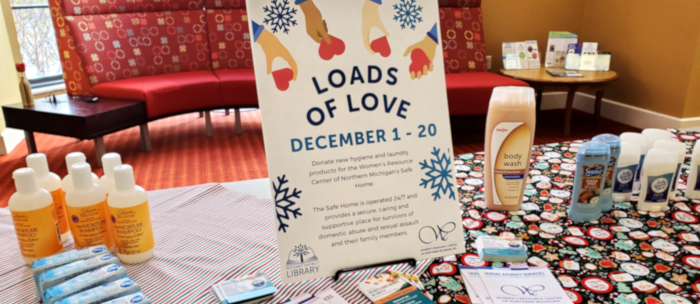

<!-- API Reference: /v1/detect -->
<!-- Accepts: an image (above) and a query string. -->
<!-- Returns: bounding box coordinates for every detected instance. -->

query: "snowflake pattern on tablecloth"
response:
[420,129,700,304]
[273,175,302,232]
[263,0,297,34]
[420,147,456,201]
[393,0,423,30]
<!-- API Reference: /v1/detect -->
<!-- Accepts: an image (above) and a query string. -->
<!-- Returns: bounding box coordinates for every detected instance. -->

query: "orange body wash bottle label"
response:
[67,201,115,249]
[109,202,154,255]
[53,190,70,235]
[11,204,62,259]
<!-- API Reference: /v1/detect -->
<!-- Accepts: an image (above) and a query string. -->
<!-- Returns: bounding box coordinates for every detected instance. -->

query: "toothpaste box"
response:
[39,253,121,298]
[32,245,109,299]
[55,277,141,304]
[99,292,151,304]
[210,273,277,304]
[475,236,527,262]
[43,264,128,304]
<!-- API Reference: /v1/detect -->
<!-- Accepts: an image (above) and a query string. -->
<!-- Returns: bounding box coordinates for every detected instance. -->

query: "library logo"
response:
[286,244,319,278]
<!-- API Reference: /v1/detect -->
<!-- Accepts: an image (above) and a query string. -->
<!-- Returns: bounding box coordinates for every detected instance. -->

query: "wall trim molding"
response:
[540,92,700,131]
[1,128,25,155]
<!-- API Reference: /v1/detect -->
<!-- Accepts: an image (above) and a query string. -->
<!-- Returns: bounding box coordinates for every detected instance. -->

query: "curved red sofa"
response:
[48,0,527,121]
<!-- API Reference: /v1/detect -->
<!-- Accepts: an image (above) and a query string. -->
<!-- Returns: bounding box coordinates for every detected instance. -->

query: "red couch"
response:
[48,0,527,124]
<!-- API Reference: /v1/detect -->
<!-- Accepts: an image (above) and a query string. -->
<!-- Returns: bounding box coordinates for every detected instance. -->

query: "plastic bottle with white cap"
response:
[98,153,122,195]
[612,141,641,202]
[65,162,115,251]
[653,140,686,202]
[619,132,649,193]
[61,152,99,194]
[637,149,676,211]
[685,141,700,199]
[641,128,673,146]
[26,153,71,242]
[108,164,155,263]
[9,168,63,265]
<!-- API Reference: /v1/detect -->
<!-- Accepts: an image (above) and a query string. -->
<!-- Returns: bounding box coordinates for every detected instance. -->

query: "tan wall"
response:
[0,0,22,134]
[683,32,700,118]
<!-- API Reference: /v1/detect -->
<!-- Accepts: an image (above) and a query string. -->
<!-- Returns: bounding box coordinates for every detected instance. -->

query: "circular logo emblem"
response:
[72,215,79,223]
[651,178,669,193]
[620,263,650,276]
[252,280,266,287]
[587,227,613,240]
[672,211,699,223]
[581,277,613,293]
[540,223,563,234]
[619,218,644,229]
[131,295,144,303]
[121,280,134,288]
[93,247,105,253]
[682,255,700,269]
[485,212,507,222]
[616,168,634,184]
[562,236,589,246]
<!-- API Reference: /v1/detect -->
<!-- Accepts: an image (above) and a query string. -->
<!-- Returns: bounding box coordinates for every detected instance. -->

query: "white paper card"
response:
[476,267,573,304]
[515,42,528,69]
[579,42,598,71]
[545,32,578,67]
[459,267,493,304]
[502,42,520,70]
[306,288,349,304]
[525,41,540,69]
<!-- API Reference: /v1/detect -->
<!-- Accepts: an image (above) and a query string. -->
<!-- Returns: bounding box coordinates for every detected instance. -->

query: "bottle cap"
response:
[13,167,38,194]
[71,162,93,189]
[592,134,621,149]
[65,152,87,169]
[101,153,122,178]
[576,141,610,161]
[620,132,649,154]
[114,164,136,191]
[26,153,50,177]
[641,129,673,152]
[653,140,686,162]
[489,86,536,108]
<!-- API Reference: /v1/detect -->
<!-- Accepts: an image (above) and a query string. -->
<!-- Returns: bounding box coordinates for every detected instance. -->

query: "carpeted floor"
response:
[0,108,639,207]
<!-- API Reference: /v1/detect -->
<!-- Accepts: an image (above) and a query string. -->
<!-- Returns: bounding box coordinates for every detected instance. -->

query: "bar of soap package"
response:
[31,245,109,298]
[475,236,527,262]
[39,253,120,297]
[100,292,151,304]
[55,277,140,304]
[210,272,277,304]
[43,264,128,304]
[358,272,432,304]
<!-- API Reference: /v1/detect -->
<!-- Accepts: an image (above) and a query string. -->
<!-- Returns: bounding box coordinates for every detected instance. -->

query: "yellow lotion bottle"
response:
[98,153,122,195]
[26,153,72,242]
[108,165,155,263]
[484,86,536,211]
[9,168,63,265]
[65,162,115,251]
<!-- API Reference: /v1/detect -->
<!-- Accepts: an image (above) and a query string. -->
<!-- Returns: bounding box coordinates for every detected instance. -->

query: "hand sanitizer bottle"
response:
[98,153,122,195]
[685,141,700,199]
[612,141,641,202]
[26,153,71,242]
[653,140,686,203]
[620,133,649,193]
[591,134,620,212]
[569,141,609,222]
[9,168,63,265]
[108,165,155,263]
[637,149,676,211]
[65,162,115,251]
[61,152,100,200]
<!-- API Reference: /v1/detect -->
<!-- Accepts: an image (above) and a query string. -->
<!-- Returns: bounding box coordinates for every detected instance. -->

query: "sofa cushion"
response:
[61,0,204,16]
[92,71,223,118]
[214,69,258,107]
[206,9,254,69]
[66,10,212,86]
[445,72,529,116]
[439,7,487,73]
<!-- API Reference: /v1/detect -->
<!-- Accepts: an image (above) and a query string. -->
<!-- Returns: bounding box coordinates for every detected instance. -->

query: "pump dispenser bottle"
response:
[653,140,686,202]
[65,162,115,251]
[26,153,71,242]
[61,152,99,195]
[108,165,155,263]
[686,141,700,199]
[619,133,649,192]
[484,86,536,211]
[9,168,63,265]
[98,153,122,195]
[638,149,676,211]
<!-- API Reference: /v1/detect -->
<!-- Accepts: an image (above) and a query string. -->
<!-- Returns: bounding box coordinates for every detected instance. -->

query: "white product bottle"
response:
[98,153,122,195]
[9,168,63,265]
[61,152,99,194]
[65,162,115,251]
[108,165,155,263]
[26,153,72,242]
[620,132,649,192]
[612,141,641,203]
[641,128,673,146]
[686,141,700,199]
[653,140,686,202]
[638,149,676,211]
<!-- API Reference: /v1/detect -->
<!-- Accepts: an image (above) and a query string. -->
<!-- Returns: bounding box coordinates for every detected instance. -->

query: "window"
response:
[10,0,64,88]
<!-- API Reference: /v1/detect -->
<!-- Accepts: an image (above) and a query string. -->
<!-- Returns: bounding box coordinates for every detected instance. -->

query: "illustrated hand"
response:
[404,35,438,79]
[257,29,298,81]
[362,0,389,55]
[299,0,331,44]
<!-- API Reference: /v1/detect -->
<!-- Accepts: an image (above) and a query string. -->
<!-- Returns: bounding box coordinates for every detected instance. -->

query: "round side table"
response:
[500,67,618,137]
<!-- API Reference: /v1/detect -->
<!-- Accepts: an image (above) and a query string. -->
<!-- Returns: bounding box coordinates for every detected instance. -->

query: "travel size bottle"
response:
[26,153,71,242]
[9,168,62,265]
[612,141,641,202]
[108,165,155,263]
[484,86,536,211]
[637,149,676,211]
[98,153,122,195]
[591,134,620,212]
[619,132,649,193]
[685,141,700,199]
[569,141,610,222]
[65,162,115,251]
[653,140,686,202]
[61,152,100,198]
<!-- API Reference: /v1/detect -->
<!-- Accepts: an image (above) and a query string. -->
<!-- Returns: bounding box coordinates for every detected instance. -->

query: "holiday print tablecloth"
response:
[420,129,700,304]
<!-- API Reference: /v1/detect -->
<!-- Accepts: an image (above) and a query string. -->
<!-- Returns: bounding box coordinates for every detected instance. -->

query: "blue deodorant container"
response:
[569,141,610,222]
[592,134,621,212]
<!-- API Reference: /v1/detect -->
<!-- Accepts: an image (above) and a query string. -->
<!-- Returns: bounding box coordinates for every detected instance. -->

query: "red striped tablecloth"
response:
[0,183,431,303]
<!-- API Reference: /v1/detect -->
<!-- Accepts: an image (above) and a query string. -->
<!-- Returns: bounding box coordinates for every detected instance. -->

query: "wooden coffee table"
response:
[500,67,618,137]
[2,94,150,167]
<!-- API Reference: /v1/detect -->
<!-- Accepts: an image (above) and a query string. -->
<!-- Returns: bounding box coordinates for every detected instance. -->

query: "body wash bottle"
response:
[108,165,155,263]
[484,86,536,211]
[653,140,686,202]
[9,168,63,265]
[612,141,641,202]
[98,153,122,195]
[685,141,700,199]
[26,153,71,242]
[619,133,649,192]
[569,141,609,222]
[591,134,620,212]
[637,149,676,211]
[65,162,115,251]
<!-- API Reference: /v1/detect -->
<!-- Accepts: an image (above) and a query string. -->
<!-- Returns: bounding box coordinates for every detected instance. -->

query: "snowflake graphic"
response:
[263,0,297,34]
[419,147,455,201]
[273,175,302,232]
[393,0,423,30]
